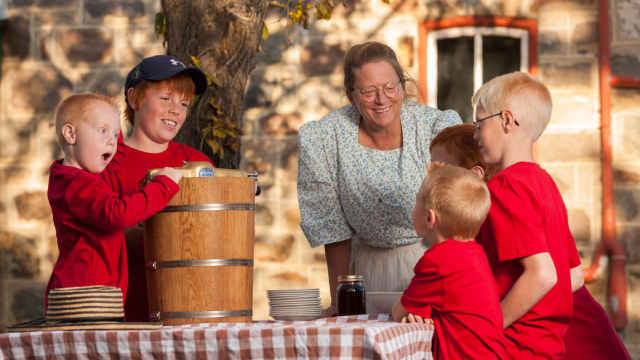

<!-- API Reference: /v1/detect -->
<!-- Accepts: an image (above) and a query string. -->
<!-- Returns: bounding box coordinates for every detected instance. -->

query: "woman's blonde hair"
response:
[343,41,423,102]
[55,92,120,147]
[419,164,491,240]
[471,71,552,141]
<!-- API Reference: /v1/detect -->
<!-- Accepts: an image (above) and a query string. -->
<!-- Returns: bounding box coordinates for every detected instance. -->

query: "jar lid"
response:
[338,275,363,281]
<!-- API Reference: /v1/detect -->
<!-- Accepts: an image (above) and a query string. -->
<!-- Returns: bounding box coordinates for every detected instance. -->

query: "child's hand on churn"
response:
[400,313,434,325]
[157,167,184,185]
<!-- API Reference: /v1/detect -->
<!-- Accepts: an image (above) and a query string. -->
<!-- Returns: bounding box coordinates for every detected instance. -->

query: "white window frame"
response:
[427,27,529,108]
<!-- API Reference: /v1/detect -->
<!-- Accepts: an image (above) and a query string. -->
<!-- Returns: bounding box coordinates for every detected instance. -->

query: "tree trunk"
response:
[161,0,268,169]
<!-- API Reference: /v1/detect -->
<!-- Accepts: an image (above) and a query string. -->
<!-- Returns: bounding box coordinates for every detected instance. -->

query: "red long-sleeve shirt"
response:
[45,138,179,310]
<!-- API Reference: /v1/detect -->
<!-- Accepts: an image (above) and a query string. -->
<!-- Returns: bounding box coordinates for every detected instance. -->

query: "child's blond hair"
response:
[471,71,552,141]
[124,72,195,126]
[419,165,491,240]
[55,93,120,148]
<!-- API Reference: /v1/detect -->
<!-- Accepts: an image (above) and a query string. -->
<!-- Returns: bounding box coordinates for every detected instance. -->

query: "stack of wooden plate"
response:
[267,289,322,321]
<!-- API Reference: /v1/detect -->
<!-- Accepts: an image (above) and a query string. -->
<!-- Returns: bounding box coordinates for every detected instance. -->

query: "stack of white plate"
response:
[267,289,322,321]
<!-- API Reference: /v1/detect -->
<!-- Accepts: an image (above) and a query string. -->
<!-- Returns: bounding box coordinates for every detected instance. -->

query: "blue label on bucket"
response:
[199,168,215,177]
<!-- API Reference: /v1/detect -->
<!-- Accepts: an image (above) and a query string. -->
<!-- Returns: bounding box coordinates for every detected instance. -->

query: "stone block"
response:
[279,139,298,182]
[548,90,597,126]
[260,267,310,292]
[576,164,595,200]
[252,287,269,321]
[0,118,37,162]
[257,22,291,66]
[611,53,640,77]
[538,12,569,28]
[9,66,73,114]
[300,39,347,77]
[254,233,296,262]
[539,29,568,55]
[258,112,303,136]
[58,28,114,64]
[538,59,594,89]
[240,138,280,185]
[615,189,640,222]
[0,231,40,279]
[619,226,640,264]
[83,0,149,25]
[537,0,596,12]
[255,203,275,226]
[567,208,591,245]
[619,115,640,161]
[283,205,302,230]
[245,68,277,110]
[33,9,78,26]
[612,87,640,114]
[545,165,575,199]
[536,131,601,162]
[615,0,640,41]
[298,76,346,115]
[10,0,76,8]
[116,44,166,69]
[14,191,51,221]
[570,16,598,55]
[614,166,640,185]
[86,70,126,97]
[6,281,47,325]
[281,181,298,200]
[2,15,30,61]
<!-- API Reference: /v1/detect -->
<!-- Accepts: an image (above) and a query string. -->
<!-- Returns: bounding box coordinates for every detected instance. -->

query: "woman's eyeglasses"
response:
[354,82,402,102]
[474,112,520,132]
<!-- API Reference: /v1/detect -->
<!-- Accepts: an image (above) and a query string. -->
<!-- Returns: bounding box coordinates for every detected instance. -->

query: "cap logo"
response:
[170,59,185,67]
[132,67,141,79]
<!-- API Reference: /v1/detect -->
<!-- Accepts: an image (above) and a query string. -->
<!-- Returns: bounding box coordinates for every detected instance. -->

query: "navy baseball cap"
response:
[124,55,208,104]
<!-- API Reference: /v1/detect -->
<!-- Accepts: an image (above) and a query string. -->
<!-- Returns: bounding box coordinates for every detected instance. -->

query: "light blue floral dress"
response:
[298,100,462,250]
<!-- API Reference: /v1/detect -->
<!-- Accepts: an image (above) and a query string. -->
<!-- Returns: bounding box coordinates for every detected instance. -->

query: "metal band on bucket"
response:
[145,259,253,270]
[159,203,255,213]
[149,310,252,321]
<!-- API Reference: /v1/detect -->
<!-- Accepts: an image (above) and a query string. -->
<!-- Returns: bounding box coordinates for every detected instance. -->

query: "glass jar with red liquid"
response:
[336,275,366,316]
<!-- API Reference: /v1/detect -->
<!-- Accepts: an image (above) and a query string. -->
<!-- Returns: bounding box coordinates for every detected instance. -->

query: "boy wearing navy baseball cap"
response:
[107,55,216,321]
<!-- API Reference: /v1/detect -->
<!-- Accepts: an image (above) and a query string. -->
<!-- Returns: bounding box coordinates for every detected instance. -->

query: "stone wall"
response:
[1,1,640,357]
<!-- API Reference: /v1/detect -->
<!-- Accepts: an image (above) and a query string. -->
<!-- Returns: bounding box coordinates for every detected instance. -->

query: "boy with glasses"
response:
[472,71,578,359]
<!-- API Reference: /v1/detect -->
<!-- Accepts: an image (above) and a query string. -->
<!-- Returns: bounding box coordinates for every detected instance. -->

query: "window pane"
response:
[437,37,475,123]
[482,36,521,84]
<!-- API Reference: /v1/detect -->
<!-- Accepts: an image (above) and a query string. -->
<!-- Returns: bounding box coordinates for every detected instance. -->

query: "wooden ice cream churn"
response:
[141,161,259,325]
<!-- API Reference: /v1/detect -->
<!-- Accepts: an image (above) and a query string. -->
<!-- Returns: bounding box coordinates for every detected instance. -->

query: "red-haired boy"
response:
[46,93,184,309]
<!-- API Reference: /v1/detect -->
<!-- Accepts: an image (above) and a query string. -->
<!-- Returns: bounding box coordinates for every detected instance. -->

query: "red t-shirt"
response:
[46,138,179,310]
[477,162,579,359]
[107,142,213,322]
[401,239,509,360]
[564,286,631,360]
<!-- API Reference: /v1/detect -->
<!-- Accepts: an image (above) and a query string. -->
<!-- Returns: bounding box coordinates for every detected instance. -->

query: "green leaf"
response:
[206,138,219,153]
[261,21,269,41]
[192,94,200,105]
[154,13,166,39]
[213,129,227,138]
[206,73,222,87]
[190,56,202,69]
[381,0,389,3]
[226,130,236,138]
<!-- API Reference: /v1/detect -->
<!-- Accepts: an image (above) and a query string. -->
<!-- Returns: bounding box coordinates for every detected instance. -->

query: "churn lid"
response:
[338,275,363,281]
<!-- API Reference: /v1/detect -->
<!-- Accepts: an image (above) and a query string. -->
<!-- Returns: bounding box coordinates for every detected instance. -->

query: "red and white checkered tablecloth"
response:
[0,314,433,360]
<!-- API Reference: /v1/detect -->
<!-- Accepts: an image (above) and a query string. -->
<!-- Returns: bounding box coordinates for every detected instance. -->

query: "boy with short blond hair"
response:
[472,71,579,359]
[46,92,183,310]
[393,165,509,360]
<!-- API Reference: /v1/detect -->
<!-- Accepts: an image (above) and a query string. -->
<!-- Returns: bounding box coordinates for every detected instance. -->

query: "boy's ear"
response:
[470,166,485,180]
[501,110,518,133]
[61,124,77,145]
[127,88,138,110]
[426,209,437,229]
